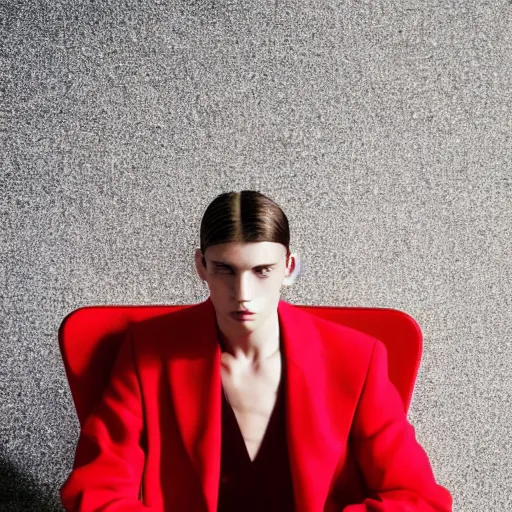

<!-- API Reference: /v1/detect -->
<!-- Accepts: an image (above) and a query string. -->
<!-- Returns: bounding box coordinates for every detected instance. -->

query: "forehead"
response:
[205,241,286,266]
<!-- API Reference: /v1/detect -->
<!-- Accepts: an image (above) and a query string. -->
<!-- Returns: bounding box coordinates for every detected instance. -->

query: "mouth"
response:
[230,311,255,321]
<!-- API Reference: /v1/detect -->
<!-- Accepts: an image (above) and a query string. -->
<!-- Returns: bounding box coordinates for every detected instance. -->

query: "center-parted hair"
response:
[200,191,290,267]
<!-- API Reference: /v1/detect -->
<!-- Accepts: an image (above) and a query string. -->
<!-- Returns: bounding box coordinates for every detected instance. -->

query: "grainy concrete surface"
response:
[1,0,511,510]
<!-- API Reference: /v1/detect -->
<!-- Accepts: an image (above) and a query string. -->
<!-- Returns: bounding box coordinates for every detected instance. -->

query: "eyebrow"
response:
[211,261,278,270]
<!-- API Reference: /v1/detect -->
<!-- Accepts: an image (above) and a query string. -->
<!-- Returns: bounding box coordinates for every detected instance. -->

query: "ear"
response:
[195,249,207,281]
[285,254,296,276]
[283,252,300,286]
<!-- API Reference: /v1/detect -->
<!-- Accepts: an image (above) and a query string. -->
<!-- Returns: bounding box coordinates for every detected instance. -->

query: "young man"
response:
[61,191,452,511]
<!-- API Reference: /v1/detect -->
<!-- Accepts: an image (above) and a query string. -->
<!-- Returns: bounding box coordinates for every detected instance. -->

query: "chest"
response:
[220,353,282,460]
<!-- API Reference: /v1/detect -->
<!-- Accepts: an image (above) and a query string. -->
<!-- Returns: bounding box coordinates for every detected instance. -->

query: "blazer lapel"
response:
[166,298,347,512]
[278,300,345,512]
[166,298,221,512]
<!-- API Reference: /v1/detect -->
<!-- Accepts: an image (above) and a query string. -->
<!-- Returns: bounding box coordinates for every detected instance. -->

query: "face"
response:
[195,241,293,334]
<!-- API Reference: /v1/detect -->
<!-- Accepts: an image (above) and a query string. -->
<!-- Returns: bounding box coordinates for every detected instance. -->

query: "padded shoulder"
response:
[128,301,216,358]
[307,310,379,359]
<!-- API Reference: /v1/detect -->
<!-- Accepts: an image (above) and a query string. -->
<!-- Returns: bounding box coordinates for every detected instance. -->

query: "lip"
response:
[231,311,255,320]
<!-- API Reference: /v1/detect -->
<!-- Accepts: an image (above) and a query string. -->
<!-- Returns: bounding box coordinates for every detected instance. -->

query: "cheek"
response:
[208,275,281,293]
[206,277,230,296]
[262,278,284,297]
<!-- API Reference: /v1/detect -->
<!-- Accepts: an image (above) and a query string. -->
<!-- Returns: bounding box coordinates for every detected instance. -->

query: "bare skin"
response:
[220,342,282,460]
[194,241,296,460]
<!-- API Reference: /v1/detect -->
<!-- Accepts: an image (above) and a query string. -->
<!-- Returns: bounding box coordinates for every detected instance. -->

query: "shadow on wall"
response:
[0,457,63,511]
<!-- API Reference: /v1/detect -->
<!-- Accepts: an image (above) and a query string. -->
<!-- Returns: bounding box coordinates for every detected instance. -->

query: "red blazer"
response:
[61,298,452,512]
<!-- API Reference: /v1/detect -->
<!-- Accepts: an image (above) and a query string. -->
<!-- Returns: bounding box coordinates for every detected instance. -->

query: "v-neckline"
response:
[221,372,283,465]
[216,323,286,464]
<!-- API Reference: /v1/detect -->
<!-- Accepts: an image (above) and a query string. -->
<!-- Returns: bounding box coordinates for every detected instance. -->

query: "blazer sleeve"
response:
[60,329,151,512]
[343,340,453,512]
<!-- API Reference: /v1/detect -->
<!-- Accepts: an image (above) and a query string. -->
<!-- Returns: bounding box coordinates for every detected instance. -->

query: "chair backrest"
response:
[59,304,422,426]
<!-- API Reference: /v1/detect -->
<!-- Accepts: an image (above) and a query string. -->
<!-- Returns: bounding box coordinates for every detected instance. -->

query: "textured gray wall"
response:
[2,0,511,510]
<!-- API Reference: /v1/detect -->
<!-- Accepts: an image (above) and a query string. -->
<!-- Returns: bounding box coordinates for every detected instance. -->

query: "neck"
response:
[215,310,281,364]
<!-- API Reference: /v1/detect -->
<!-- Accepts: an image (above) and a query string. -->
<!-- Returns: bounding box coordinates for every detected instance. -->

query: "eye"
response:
[216,266,233,274]
[214,266,272,276]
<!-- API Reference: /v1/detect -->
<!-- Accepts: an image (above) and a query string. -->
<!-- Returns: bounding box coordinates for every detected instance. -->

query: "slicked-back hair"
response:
[199,190,290,267]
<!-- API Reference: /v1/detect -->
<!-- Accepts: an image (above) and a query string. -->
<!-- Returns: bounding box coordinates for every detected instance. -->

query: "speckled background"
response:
[2,0,511,510]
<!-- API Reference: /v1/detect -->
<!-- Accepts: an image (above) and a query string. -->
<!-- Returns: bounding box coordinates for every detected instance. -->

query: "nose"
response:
[233,271,253,303]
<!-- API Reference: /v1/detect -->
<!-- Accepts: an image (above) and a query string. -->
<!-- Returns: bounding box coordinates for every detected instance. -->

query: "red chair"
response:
[58,304,422,427]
